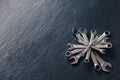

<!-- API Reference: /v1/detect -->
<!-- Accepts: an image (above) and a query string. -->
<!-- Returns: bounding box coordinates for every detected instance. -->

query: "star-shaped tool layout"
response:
[65,28,112,72]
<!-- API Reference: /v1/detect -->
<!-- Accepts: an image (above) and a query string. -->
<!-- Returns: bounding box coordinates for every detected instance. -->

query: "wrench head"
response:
[106,42,112,48]
[83,28,87,33]
[100,49,107,54]
[72,28,78,34]
[94,64,101,71]
[104,37,110,42]
[65,51,71,57]
[84,59,89,63]
[77,28,81,33]
[69,56,79,64]
[90,30,97,35]
[102,62,112,72]
[100,37,110,44]
[104,31,111,36]
[66,43,74,50]
[78,28,87,34]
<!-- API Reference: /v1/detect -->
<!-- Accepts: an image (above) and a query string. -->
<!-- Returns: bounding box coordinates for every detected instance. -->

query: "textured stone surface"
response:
[0,0,119,80]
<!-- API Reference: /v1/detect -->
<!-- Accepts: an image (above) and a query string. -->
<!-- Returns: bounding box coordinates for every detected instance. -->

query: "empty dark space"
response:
[0,0,120,80]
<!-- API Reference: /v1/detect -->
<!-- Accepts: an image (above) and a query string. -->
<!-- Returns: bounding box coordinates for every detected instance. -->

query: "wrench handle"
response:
[91,51,101,71]
[94,53,105,64]
[84,48,91,63]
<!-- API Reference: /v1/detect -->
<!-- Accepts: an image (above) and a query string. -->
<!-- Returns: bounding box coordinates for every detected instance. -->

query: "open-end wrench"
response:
[97,37,110,45]
[95,53,112,72]
[72,28,87,45]
[74,33,87,45]
[94,31,110,45]
[92,46,107,54]
[94,42,112,49]
[91,51,101,71]
[90,30,97,42]
[84,48,91,63]
[67,43,86,50]
[69,53,83,64]
[78,28,89,44]
[65,49,83,57]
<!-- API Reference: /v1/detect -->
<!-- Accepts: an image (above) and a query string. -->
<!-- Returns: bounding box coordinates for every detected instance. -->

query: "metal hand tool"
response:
[95,42,112,48]
[69,53,83,64]
[92,46,107,54]
[72,28,87,45]
[78,28,89,44]
[67,43,86,50]
[91,51,101,71]
[97,37,110,45]
[65,49,83,57]
[94,31,110,44]
[95,53,112,72]
[84,48,91,63]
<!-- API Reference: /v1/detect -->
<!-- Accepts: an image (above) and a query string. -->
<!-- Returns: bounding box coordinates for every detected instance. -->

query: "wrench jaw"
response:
[67,43,74,50]
[90,30,97,38]
[80,28,88,36]
[100,37,110,45]
[69,56,79,65]
[102,62,112,72]
[69,53,83,65]
[100,49,107,54]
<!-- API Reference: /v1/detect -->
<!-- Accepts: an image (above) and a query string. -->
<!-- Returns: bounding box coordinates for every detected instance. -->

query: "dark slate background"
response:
[0,0,120,80]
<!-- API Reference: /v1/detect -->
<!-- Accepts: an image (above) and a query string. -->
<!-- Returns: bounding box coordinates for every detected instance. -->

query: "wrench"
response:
[91,51,101,71]
[92,46,107,54]
[78,28,89,44]
[95,53,112,72]
[74,33,87,45]
[72,28,87,45]
[90,30,97,42]
[95,42,112,48]
[97,37,110,45]
[65,49,83,57]
[67,43,86,50]
[69,53,83,64]
[84,48,91,63]
[94,31,110,44]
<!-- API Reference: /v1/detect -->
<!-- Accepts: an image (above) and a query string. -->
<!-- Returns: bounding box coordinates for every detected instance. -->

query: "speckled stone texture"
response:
[0,0,119,80]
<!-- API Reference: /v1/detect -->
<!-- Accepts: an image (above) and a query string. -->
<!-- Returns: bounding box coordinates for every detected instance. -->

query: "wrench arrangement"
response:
[65,28,112,72]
